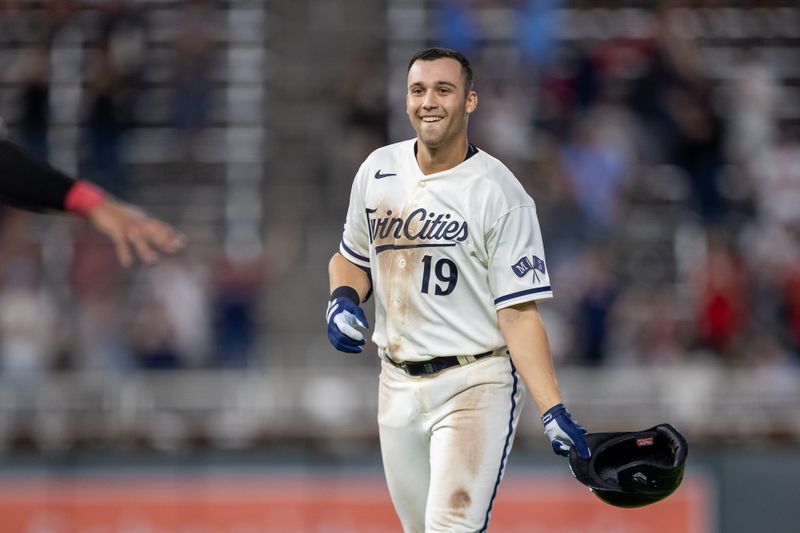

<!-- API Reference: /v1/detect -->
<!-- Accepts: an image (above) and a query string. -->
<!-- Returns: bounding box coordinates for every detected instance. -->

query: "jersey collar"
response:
[413,140,479,162]
[411,140,480,178]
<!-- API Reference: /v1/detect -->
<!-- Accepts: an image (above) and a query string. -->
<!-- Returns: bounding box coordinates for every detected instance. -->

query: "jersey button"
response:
[418,182,426,188]
[398,257,406,267]
[393,297,402,306]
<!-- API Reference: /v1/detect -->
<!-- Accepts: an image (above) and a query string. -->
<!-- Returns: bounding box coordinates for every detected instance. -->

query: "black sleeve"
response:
[0,139,76,212]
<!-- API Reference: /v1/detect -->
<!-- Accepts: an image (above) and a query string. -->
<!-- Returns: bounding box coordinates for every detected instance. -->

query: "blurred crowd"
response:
[0,0,799,383]
[0,210,263,376]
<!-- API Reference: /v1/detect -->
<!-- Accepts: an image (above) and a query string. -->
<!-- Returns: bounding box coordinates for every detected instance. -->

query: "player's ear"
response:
[466,91,477,114]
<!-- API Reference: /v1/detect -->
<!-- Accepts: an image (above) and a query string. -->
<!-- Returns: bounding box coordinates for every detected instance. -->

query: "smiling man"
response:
[326,48,590,532]
[406,52,477,172]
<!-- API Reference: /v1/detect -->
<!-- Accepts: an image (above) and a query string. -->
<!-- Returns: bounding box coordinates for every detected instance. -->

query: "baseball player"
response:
[0,135,185,266]
[326,48,590,532]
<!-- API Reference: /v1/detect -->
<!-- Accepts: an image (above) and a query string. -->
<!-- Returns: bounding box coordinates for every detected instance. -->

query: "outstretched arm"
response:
[0,138,186,266]
[0,139,74,211]
[84,195,186,267]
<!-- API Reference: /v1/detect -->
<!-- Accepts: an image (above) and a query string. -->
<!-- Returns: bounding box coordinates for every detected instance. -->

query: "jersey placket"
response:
[383,176,431,359]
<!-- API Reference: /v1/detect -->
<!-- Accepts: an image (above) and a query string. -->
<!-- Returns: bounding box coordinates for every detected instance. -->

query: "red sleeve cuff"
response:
[64,180,106,216]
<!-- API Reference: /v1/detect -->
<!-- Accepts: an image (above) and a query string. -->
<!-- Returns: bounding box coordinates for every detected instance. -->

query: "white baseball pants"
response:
[378,354,525,533]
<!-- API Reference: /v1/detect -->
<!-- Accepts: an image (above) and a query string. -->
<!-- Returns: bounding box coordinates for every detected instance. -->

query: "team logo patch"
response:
[512,255,546,279]
[533,255,546,274]
[512,257,534,278]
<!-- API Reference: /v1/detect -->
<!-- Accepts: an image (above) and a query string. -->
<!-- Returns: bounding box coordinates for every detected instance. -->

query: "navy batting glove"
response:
[326,290,369,353]
[542,403,591,460]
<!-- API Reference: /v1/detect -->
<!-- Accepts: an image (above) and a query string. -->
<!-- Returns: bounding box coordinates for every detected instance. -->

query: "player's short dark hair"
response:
[407,47,474,94]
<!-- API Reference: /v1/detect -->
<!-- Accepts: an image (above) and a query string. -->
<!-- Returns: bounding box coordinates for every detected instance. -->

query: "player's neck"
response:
[415,138,469,175]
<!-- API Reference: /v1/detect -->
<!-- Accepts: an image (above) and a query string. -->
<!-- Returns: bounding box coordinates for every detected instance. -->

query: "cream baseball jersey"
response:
[339,138,552,362]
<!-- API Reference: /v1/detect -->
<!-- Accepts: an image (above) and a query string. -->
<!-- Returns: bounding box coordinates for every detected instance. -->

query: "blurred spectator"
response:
[98,0,146,82]
[724,49,778,176]
[558,100,634,241]
[570,44,602,113]
[0,4,23,44]
[744,127,800,353]
[171,0,217,155]
[436,0,478,57]
[633,288,688,365]
[628,8,727,220]
[0,214,56,376]
[133,259,211,369]
[667,84,727,221]
[516,0,563,74]
[690,232,749,362]
[82,35,138,197]
[130,295,182,370]
[16,42,51,161]
[72,288,131,372]
[573,246,619,366]
[337,51,389,176]
[627,9,688,145]
[535,150,590,269]
[81,0,147,197]
[741,222,799,355]
[69,226,130,371]
[751,127,800,228]
[472,80,535,163]
[211,256,262,369]
[43,0,76,34]
[535,54,577,140]
[782,265,800,356]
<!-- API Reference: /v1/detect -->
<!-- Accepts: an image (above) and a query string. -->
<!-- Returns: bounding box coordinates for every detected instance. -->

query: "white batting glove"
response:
[326,288,368,353]
[542,403,591,459]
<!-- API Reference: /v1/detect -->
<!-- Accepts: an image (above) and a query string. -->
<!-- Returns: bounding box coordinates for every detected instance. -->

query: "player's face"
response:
[406,58,477,150]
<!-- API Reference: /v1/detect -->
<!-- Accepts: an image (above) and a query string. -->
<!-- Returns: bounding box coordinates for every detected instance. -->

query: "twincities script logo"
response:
[365,207,468,253]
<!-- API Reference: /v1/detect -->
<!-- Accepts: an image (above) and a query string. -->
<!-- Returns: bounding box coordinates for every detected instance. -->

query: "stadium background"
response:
[0,0,799,531]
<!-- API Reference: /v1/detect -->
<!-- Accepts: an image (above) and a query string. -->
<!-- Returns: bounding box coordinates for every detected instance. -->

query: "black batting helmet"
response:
[568,424,688,508]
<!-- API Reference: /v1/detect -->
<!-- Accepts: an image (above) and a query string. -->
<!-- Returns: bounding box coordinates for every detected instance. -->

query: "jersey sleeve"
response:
[0,139,76,212]
[338,162,371,269]
[486,205,553,310]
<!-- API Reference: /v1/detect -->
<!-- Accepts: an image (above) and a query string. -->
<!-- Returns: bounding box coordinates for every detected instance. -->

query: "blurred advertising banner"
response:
[0,473,712,532]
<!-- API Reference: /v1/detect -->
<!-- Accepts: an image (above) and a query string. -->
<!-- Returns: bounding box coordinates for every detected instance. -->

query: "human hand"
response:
[87,198,186,267]
[542,403,591,459]
[326,296,368,353]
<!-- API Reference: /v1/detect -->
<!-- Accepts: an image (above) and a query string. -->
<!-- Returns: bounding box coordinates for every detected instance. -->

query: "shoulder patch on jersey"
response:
[512,256,534,278]
[512,255,546,280]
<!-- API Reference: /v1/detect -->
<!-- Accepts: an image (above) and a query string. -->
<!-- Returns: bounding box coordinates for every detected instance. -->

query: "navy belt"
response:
[385,351,494,376]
